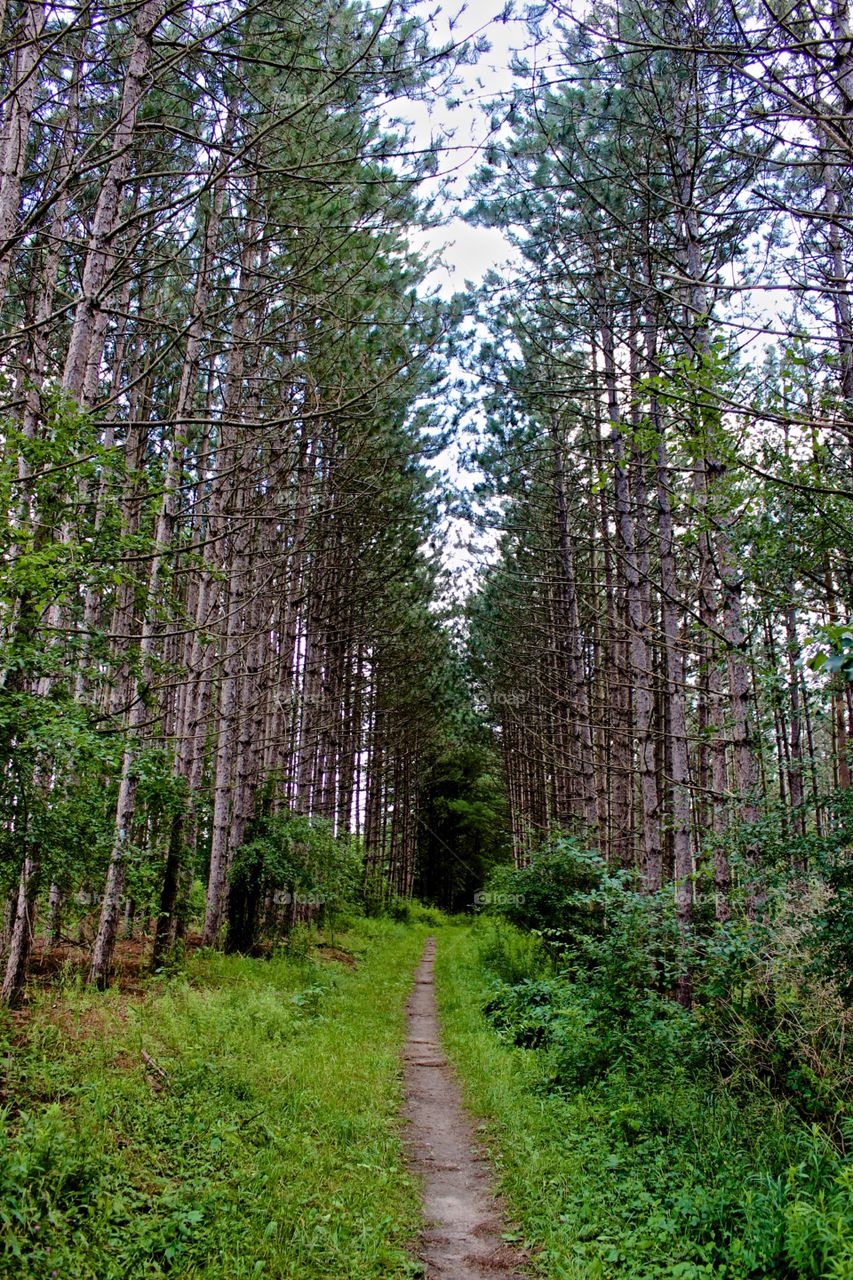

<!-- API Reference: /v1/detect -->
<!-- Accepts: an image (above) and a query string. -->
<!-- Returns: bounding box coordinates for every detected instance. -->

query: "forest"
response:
[0,0,850,1276]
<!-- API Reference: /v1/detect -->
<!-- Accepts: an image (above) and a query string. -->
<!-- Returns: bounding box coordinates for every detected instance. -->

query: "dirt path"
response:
[403,937,528,1279]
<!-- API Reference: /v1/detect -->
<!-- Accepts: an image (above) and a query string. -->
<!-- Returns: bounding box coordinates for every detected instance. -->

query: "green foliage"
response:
[227,811,363,951]
[482,837,610,942]
[383,898,447,926]
[475,919,549,985]
[807,624,853,685]
[692,792,853,1012]
[437,926,853,1280]
[483,974,566,1048]
[0,920,426,1279]
[477,828,852,1114]
[0,691,122,895]
[479,906,700,1090]
[808,861,853,1004]
[415,738,512,912]
[482,838,687,997]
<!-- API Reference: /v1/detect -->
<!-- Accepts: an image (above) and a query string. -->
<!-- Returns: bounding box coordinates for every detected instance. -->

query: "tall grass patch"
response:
[0,921,427,1279]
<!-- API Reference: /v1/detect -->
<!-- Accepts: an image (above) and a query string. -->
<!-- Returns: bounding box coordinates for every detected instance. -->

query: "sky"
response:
[401,1,530,294]
[393,2,535,594]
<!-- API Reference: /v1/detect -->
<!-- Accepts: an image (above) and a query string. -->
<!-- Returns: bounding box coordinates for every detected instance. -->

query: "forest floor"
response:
[0,919,433,1278]
[403,936,527,1279]
[4,920,847,1278]
[435,923,853,1280]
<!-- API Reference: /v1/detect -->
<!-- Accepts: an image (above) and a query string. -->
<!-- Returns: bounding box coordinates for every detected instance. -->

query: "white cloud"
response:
[411,219,516,296]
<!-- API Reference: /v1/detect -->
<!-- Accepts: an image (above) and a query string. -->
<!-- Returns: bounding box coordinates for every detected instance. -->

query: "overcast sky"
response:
[396,4,534,593]
[400,2,532,293]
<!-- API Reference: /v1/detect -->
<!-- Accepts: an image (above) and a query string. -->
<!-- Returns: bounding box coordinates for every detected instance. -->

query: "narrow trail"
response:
[403,937,528,1280]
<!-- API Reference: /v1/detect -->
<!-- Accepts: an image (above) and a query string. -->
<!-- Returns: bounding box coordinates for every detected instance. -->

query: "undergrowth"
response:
[0,919,427,1279]
[435,841,852,1280]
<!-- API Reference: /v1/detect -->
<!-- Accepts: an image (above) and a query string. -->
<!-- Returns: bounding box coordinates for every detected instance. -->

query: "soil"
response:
[403,936,528,1280]
[316,943,358,967]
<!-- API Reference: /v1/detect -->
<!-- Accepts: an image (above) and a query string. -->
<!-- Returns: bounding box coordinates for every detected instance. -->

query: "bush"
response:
[476,842,702,1087]
[483,974,567,1048]
[475,919,550,985]
[476,831,853,1122]
[466,836,853,1277]
[808,857,853,1005]
[482,837,609,940]
[444,922,853,1280]
[455,822,853,1279]
[227,811,362,951]
[481,958,704,1088]
[384,898,447,926]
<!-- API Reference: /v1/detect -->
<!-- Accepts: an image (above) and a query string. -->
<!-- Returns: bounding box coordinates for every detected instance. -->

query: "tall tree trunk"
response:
[549,416,597,831]
[0,1,46,299]
[1,851,37,1006]
[596,306,662,890]
[62,0,165,398]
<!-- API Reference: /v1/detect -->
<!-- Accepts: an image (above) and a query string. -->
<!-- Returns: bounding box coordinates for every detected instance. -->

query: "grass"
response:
[433,923,853,1280]
[0,919,429,1279]
[5,915,848,1280]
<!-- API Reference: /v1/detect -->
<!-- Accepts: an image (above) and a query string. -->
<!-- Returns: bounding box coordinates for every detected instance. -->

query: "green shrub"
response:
[483,837,609,940]
[808,857,853,1005]
[475,919,550,984]
[384,897,447,926]
[477,831,853,1125]
[439,926,853,1280]
[228,811,362,950]
[482,974,567,1047]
